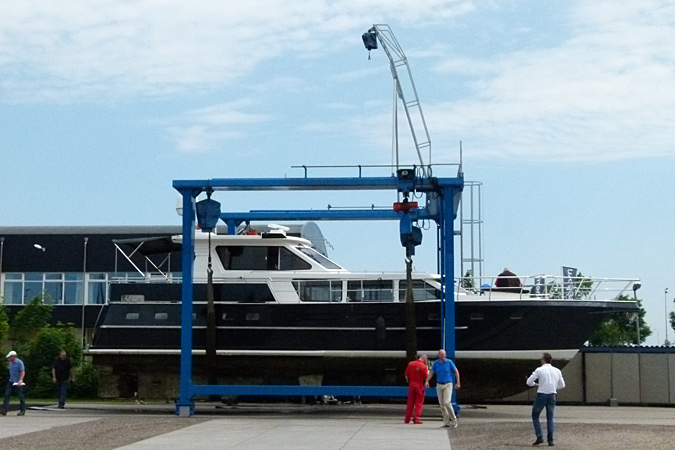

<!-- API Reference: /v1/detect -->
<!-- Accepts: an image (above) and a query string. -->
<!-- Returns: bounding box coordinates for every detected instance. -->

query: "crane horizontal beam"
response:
[173,176,462,193]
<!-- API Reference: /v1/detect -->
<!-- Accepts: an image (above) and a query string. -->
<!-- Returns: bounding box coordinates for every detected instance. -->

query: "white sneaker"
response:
[452,419,458,428]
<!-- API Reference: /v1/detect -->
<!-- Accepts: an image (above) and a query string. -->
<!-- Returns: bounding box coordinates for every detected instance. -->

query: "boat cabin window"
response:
[296,247,342,270]
[195,283,276,303]
[293,280,342,302]
[398,280,441,301]
[216,246,311,271]
[347,280,394,302]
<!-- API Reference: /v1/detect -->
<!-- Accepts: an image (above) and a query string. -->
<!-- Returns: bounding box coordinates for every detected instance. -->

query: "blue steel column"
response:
[177,189,198,416]
[441,187,456,358]
[442,186,456,356]
[442,186,460,414]
[438,222,446,350]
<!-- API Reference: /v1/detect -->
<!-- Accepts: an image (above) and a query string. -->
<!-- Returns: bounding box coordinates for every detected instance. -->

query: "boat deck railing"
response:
[457,275,640,302]
[106,273,639,304]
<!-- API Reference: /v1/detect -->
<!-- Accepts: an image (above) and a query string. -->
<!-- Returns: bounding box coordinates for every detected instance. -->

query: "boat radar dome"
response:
[264,224,289,238]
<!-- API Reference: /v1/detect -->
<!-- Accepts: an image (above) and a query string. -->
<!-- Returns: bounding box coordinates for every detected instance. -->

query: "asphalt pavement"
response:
[0,402,672,449]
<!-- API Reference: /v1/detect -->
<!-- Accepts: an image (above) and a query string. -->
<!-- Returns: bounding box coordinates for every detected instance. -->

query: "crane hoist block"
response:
[196,198,221,233]
[362,31,378,51]
[400,214,423,256]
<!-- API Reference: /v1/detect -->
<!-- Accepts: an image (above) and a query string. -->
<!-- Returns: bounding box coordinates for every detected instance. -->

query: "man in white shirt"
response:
[526,353,565,447]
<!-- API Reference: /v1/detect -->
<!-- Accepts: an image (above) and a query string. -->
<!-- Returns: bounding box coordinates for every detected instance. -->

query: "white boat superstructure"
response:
[115,232,638,307]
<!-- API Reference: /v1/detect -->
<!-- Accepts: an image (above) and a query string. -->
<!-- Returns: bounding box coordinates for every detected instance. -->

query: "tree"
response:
[10,296,53,342]
[0,303,9,344]
[588,295,652,346]
[670,311,675,335]
[6,296,84,396]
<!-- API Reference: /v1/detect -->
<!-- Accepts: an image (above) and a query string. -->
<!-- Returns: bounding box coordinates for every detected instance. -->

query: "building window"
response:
[2,277,23,304]
[64,273,84,305]
[88,273,108,305]
[1,273,85,305]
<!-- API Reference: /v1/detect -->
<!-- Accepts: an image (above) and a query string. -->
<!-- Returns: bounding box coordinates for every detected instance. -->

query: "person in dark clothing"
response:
[51,350,72,409]
[495,267,523,292]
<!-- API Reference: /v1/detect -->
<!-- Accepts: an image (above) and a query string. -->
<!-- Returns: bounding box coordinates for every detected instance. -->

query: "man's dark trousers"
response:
[3,381,25,413]
[56,380,69,407]
[532,393,556,443]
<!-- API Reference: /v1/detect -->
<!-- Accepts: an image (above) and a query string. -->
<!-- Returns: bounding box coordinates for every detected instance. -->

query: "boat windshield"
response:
[297,247,343,270]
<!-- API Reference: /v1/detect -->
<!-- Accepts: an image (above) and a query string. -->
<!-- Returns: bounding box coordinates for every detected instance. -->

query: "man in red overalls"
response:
[404,354,429,424]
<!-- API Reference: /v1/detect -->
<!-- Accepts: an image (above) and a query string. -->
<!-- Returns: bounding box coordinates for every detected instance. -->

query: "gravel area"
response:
[0,416,207,450]
[449,422,675,450]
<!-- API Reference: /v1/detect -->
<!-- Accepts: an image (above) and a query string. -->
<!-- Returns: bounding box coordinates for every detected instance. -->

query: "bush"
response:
[72,361,99,398]
[0,303,9,344]
[28,367,55,398]
[19,325,83,396]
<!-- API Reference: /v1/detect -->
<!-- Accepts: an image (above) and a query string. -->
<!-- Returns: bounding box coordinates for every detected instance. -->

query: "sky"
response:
[1,0,674,345]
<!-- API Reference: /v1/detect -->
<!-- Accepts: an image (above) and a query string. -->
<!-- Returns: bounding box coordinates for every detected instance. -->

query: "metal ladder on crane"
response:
[363,24,432,174]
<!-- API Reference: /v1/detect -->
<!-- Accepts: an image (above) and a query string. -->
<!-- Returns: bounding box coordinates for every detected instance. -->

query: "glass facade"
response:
[1,272,101,305]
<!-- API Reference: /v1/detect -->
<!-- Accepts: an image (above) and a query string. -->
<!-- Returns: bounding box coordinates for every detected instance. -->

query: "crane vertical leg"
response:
[441,186,459,414]
[177,189,197,416]
[442,187,456,356]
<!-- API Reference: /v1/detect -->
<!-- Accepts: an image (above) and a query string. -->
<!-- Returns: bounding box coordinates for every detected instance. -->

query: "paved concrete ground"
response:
[119,418,451,450]
[0,402,672,449]
[452,405,675,449]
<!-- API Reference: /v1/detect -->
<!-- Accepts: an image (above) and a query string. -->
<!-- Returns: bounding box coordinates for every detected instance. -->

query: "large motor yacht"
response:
[89,226,639,400]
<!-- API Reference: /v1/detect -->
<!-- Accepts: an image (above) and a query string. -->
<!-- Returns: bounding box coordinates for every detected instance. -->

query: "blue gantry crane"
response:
[173,168,463,415]
[173,24,463,416]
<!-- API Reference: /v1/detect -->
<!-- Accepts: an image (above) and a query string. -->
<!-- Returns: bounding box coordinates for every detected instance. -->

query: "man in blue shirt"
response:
[3,351,26,416]
[426,349,461,427]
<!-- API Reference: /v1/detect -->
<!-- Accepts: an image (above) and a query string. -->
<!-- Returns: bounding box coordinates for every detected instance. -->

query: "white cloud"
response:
[428,0,675,162]
[186,100,272,126]
[0,0,474,102]
[329,67,381,84]
[162,99,272,153]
